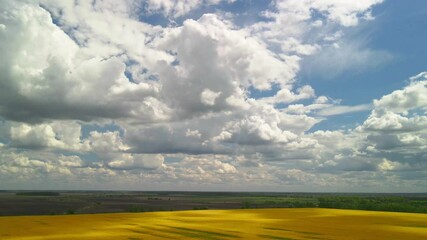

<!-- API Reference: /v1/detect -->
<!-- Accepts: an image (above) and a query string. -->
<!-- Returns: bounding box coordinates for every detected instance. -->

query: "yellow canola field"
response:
[1,208,426,240]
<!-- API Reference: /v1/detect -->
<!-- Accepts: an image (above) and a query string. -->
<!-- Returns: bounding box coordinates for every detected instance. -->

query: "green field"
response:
[2,191,426,216]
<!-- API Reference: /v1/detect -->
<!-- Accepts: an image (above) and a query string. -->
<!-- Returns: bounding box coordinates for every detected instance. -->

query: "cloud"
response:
[253,0,389,80]
[10,122,88,151]
[58,155,84,168]
[253,0,383,45]
[157,13,298,116]
[201,89,222,106]
[366,133,425,151]
[1,0,426,191]
[373,72,427,113]
[142,0,238,18]
[108,154,164,170]
[362,111,427,132]
[317,104,372,116]
[219,115,298,145]
[302,40,393,79]
[144,0,204,18]
[309,96,426,172]
[354,74,427,169]
[0,1,167,123]
[280,38,320,55]
[88,131,129,152]
[263,85,316,104]
[284,0,382,25]
[361,74,427,132]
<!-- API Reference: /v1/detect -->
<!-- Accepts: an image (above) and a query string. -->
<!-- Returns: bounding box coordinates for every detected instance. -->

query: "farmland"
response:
[1,191,426,216]
[1,208,426,239]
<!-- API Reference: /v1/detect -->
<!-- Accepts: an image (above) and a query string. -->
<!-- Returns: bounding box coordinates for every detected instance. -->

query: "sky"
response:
[0,0,426,192]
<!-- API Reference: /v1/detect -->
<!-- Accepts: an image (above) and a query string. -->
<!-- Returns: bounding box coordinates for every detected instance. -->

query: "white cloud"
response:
[0,0,168,123]
[362,111,427,132]
[143,0,236,18]
[108,154,164,170]
[373,72,427,113]
[88,131,129,152]
[10,122,88,151]
[185,129,202,138]
[220,115,298,145]
[317,104,372,116]
[58,155,84,168]
[145,0,202,18]
[263,85,316,104]
[272,0,383,27]
[157,13,298,118]
[1,0,426,192]
[280,38,319,55]
[361,74,427,132]
[201,89,222,106]
[352,74,427,170]
[302,40,393,79]
[252,0,389,81]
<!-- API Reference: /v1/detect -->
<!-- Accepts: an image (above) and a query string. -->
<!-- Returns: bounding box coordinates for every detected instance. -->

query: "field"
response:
[1,191,426,216]
[1,208,426,240]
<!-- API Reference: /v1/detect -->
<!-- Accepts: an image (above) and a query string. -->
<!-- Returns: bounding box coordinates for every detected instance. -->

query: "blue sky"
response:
[303,0,427,131]
[0,0,426,192]
[247,0,427,132]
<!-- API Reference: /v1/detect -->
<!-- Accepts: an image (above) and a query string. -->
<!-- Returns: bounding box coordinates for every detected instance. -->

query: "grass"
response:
[0,208,426,239]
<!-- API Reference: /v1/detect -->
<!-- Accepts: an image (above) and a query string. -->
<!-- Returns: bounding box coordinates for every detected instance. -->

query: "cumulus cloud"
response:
[1,0,426,191]
[374,72,427,113]
[362,74,427,131]
[252,0,389,81]
[0,0,168,123]
[108,154,164,170]
[156,13,298,120]
[271,0,383,27]
[58,155,84,168]
[10,122,88,151]
[263,85,316,104]
[201,89,222,106]
[88,131,129,152]
[355,73,427,166]
[144,0,231,18]
[362,111,427,132]
[353,74,427,170]
[219,115,298,145]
